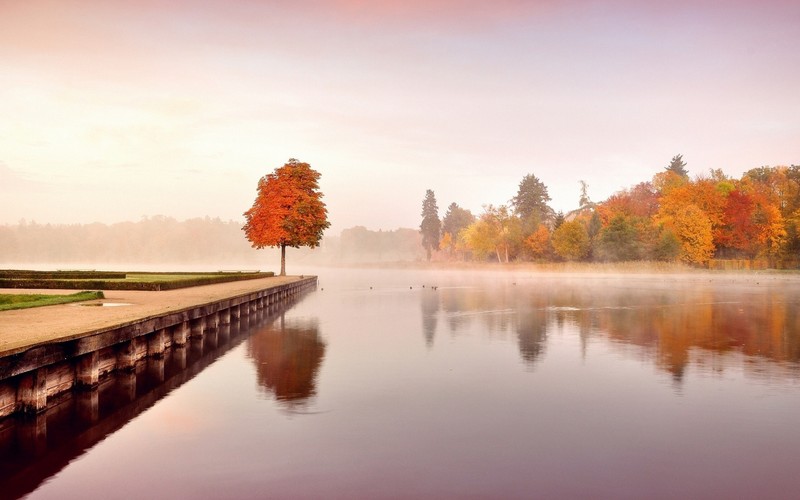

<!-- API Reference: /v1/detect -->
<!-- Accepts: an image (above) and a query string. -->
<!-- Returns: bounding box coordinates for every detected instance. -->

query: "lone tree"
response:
[420,189,441,261]
[243,158,330,276]
[666,154,689,178]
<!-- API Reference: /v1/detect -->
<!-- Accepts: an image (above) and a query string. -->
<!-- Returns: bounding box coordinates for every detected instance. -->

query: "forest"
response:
[421,158,800,267]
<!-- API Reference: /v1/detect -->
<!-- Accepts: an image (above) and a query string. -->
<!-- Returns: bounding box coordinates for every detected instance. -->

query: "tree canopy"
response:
[421,162,798,267]
[243,158,329,275]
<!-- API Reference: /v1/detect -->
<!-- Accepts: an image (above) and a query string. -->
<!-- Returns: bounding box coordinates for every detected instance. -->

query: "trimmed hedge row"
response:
[0,270,126,279]
[0,272,274,291]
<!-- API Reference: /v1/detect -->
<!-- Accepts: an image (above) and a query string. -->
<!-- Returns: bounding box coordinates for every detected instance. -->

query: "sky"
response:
[1,0,799,235]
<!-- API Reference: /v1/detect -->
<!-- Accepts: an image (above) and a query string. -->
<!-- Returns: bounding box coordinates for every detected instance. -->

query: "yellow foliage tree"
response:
[439,231,454,254]
[462,205,521,263]
[551,220,590,261]
[755,203,787,258]
[462,219,498,262]
[668,204,715,265]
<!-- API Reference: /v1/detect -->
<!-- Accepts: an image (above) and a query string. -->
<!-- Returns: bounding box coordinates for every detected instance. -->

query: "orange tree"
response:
[243,159,330,275]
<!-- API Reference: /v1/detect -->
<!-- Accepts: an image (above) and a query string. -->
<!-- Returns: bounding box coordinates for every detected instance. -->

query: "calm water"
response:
[4,268,800,499]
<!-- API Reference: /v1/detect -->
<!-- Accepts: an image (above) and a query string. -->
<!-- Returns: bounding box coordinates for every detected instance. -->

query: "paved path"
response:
[0,276,305,356]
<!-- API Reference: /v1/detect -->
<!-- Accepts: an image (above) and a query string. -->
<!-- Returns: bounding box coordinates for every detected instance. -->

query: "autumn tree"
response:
[716,186,786,259]
[668,204,715,265]
[551,220,590,261]
[462,218,497,262]
[462,205,522,263]
[486,205,523,263]
[716,188,758,257]
[525,224,552,260]
[243,158,330,276]
[742,167,792,258]
[597,182,659,224]
[420,189,441,261]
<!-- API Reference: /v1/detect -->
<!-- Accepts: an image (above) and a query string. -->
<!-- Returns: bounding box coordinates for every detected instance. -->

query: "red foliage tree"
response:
[717,189,758,256]
[243,159,330,275]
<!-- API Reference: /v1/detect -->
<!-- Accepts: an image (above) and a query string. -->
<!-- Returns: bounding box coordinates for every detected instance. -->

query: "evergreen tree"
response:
[579,180,593,208]
[512,174,553,227]
[552,211,566,230]
[420,189,441,261]
[442,203,475,239]
[666,154,689,178]
[595,215,641,261]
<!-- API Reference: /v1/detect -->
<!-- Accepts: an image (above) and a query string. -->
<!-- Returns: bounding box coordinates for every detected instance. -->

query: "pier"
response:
[0,276,317,419]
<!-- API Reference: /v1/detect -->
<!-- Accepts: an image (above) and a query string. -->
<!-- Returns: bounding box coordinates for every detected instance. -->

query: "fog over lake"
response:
[4,267,800,499]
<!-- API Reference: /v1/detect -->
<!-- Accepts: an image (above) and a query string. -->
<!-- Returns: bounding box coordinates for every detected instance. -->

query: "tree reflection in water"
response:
[420,289,440,348]
[426,278,800,382]
[246,314,326,410]
[516,308,548,366]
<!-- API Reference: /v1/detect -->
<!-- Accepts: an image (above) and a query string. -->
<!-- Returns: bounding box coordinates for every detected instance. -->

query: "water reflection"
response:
[420,290,439,348]
[422,278,800,382]
[516,308,548,366]
[6,270,800,498]
[246,314,326,410]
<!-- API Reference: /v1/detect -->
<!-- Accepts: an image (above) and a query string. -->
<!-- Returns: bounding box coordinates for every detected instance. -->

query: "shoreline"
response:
[308,260,800,280]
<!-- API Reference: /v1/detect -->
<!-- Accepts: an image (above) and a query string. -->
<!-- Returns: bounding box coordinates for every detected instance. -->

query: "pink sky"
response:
[1,0,798,233]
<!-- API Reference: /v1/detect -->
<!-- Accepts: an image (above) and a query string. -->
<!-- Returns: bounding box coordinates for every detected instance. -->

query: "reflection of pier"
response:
[0,287,314,499]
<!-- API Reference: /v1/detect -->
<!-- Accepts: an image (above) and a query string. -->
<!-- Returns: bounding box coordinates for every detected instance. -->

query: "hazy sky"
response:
[1,0,798,234]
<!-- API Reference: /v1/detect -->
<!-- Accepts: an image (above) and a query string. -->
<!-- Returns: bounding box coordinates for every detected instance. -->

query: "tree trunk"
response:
[426,247,432,262]
[280,243,286,276]
[495,247,502,263]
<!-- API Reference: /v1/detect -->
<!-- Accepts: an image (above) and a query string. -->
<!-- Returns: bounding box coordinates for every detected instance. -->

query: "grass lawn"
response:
[0,291,105,311]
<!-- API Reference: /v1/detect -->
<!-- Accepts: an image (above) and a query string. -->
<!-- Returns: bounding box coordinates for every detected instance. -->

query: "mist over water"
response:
[5,268,800,498]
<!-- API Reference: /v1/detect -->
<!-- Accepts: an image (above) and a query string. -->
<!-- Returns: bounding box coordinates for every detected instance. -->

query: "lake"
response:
[3,268,800,499]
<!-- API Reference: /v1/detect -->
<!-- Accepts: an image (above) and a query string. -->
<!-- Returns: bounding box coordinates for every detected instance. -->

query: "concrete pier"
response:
[0,276,316,419]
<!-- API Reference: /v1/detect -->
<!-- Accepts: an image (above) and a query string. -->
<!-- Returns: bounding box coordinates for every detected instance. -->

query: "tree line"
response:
[0,216,266,266]
[420,156,800,266]
[0,217,425,267]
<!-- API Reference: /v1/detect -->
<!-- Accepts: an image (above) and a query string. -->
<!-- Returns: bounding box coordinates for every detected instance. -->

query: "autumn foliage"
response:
[243,158,329,275]
[425,161,800,267]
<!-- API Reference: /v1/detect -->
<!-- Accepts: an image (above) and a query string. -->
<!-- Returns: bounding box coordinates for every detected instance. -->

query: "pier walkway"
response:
[0,275,305,356]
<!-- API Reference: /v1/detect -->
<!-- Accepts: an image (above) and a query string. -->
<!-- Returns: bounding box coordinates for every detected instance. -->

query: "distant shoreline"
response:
[329,260,793,272]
